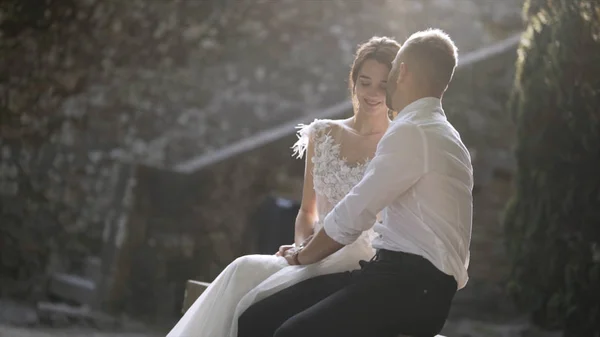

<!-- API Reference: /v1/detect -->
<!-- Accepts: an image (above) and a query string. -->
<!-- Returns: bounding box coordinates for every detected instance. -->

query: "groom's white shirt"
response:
[323,97,473,289]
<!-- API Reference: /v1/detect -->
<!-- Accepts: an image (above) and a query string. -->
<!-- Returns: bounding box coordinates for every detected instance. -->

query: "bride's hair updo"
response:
[348,36,401,112]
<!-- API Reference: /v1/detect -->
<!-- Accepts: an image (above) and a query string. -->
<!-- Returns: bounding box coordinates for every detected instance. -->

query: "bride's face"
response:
[354,59,390,116]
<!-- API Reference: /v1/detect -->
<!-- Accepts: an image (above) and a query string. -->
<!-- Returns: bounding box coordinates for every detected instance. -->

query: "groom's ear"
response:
[397,63,407,84]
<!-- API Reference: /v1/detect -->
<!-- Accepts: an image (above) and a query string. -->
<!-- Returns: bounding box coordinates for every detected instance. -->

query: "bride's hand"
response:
[275,244,295,256]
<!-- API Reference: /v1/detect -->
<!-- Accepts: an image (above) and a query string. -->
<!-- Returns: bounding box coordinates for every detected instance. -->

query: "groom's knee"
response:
[237,303,270,337]
[273,318,305,337]
[236,309,255,337]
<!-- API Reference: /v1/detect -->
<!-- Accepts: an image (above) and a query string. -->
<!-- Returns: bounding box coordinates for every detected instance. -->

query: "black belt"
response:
[375,249,426,263]
[373,249,456,289]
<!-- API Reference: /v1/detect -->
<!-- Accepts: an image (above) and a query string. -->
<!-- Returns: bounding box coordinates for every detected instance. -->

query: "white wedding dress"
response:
[166,119,377,337]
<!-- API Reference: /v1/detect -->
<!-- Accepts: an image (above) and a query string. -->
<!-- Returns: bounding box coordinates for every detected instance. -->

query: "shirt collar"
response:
[394,97,443,120]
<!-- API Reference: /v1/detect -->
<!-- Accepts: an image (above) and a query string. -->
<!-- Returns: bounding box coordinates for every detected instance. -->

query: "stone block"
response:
[36,301,118,329]
[49,273,96,306]
[37,301,91,318]
[84,256,102,283]
[0,299,39,326]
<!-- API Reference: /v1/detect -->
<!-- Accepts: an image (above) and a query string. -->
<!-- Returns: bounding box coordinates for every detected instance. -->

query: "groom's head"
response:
[386,29,458,112]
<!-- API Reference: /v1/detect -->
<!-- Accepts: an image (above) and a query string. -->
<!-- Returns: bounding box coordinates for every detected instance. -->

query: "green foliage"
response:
[505,0,600,335]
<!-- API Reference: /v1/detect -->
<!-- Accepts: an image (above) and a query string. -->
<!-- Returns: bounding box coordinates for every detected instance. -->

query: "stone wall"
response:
[444,51,520,321]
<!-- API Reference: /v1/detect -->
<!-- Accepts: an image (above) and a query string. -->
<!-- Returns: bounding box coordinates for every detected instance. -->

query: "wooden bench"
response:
[181,280,211,314]
[181,280,445,336]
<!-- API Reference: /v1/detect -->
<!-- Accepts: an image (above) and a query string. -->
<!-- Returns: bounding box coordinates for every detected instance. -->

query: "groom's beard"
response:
[385,87,396,112]
[385,80,397,112]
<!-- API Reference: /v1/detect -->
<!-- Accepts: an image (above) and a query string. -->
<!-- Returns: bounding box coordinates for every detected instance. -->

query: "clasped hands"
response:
[275,234,313,265]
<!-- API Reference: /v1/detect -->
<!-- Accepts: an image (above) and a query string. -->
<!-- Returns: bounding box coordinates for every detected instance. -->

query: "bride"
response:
[166,36,401,337]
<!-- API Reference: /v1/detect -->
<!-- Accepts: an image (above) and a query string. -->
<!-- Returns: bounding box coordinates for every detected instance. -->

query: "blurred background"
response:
[0,0,598,336]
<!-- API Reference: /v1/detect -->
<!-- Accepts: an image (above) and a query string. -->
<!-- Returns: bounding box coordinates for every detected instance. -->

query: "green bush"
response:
[504,0,600,336]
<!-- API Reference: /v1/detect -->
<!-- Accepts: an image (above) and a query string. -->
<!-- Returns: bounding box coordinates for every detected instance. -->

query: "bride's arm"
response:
[294,135,318,246]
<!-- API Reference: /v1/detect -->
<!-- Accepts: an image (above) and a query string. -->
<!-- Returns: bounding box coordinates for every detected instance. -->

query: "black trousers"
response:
[237,250,457,337]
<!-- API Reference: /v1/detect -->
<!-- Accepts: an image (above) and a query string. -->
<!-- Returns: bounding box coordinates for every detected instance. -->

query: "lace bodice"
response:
[292,119,371,230]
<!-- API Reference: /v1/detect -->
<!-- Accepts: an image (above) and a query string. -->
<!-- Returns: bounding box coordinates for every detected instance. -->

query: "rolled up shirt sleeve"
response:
[323,122,428,245]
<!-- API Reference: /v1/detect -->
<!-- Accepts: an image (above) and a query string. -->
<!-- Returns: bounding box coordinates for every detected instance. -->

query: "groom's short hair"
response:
[400,28,458,93]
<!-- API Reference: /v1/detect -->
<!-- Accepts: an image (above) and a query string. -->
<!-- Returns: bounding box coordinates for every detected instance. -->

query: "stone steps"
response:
[37,256,118,328]
[36,302,117,328]
[48,273,96,306]
[47,256,101,307]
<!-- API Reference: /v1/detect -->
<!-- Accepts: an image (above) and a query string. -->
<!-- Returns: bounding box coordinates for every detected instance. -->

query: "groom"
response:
[238,28,473,337]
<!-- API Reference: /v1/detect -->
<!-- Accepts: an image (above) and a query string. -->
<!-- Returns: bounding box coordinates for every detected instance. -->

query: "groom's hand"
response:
[275,244,295,256]
[283,248,302,265]
[275,234,314,256]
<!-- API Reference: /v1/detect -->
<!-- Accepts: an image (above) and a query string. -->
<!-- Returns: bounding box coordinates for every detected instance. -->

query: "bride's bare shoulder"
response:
[317,118,353,132]
[327,118,356,135]
[296,118,338,137]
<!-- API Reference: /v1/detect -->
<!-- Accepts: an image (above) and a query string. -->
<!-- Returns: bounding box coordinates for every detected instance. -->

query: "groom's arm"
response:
[292,123,428,265]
